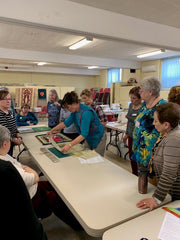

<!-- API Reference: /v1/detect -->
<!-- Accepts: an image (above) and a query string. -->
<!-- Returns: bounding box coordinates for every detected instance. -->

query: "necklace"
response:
[146,97,158,109]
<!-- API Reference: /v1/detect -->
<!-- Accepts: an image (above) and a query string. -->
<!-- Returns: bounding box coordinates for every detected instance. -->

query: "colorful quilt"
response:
[36,133,71,145]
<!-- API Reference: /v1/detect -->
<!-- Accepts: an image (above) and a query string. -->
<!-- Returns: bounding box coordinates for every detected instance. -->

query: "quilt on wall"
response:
[15,87,38,108]
[38,89,46,99]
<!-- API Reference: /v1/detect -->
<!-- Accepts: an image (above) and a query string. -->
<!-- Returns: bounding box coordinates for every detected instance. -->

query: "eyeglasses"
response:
[0,98,12,101]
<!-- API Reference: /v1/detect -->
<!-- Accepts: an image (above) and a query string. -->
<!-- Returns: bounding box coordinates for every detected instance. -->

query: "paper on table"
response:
[79,155,104,164]
[158,212,180,240]
[18,127,33,133]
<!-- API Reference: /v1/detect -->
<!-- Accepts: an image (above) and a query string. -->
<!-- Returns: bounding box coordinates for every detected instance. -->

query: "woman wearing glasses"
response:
[47,91,106,156]
[0,89,22,156]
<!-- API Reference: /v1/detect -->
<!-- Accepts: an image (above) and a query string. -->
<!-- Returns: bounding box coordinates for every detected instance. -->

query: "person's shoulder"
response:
[166,127,180,143]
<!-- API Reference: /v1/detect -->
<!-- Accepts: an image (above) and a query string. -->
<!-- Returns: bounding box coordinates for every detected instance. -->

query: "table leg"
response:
[106,129,122,157]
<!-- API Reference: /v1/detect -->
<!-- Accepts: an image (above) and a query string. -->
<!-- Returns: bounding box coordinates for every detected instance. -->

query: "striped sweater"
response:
[0,109,19,137]
[153,126,180,201]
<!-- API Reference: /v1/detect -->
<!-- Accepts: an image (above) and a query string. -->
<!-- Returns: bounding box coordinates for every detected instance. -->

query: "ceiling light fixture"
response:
[37,62,46,66]
[137,49,165,58]
[69,37,93,50]
[88,66,99,69]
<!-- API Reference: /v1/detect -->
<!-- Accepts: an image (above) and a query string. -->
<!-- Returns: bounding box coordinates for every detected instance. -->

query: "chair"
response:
[99,88,104,93]
[0,160,47,240]
[90,88,94,94]
[38,106,47,118]
[103,92,110,104]
[94,92,99,102]
[97,92,104,104]
[104,88,110,93]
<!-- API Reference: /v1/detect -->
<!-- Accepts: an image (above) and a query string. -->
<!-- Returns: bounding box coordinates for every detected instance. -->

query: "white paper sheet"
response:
[79,156,104,164]
[158,212,180,240]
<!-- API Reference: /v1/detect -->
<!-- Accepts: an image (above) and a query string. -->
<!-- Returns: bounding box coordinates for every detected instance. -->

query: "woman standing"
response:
[132,77,166,168]
[47,89,61,128]
[0,89,22,156]
[80,89,107,126]
[136,103,180,210]
[123,86,142,176]
[47,91,106,156]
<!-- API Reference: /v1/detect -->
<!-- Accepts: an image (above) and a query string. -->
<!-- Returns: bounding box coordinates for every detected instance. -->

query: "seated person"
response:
[0,125,82,231]
[16,104,38,126]
[0,159,47,240]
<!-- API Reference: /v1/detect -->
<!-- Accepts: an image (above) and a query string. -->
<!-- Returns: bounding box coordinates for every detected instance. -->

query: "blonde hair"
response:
[80,89,92,97]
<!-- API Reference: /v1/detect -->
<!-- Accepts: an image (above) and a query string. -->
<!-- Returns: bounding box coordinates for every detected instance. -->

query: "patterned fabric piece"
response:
[15,87,38,108]
[38,89,46,99]
[91,102,107,122]
[131,99,166,166]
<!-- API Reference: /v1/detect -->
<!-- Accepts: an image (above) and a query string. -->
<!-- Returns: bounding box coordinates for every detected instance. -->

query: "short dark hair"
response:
[21,104,30,109]
[155,102,180,128]
[129,86,141,99]
[0,90,9,100]
[61,91,79,108]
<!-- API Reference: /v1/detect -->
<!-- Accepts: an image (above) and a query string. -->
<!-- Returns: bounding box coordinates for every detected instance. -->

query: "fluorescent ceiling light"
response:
[37,62,46,66]
[69,37,93,50]
[137,49,165,58]
[88,66,99,69]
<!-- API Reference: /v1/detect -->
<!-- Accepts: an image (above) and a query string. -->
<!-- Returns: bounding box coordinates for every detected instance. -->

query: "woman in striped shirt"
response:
[0,89,22,156]
[136,102,180,211]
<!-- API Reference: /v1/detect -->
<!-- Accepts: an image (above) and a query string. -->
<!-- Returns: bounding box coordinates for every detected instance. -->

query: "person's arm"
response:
[60,135,85,153]
[153,135,180,202]
[95,105,107,123]
[61,111,92,153]
[21,164,39,184]
[30,112,38,125]
[136,197,158,211]
[47,122,66,136]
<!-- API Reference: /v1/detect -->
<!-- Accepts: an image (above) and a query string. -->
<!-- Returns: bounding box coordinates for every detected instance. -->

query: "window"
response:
[161,57,180,88]
[107,69,121,88]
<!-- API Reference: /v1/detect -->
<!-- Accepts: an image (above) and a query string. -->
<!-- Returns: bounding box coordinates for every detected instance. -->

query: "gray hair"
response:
[0,125,11,148]
[0,87,9,91]
[49,89,59,101]
[140,77,161,97]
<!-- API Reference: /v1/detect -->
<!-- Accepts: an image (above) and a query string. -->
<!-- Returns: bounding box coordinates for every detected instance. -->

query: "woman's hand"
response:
[46,130,52,137]
[61,143,72,153]
[54,101,60,106]
[12,137,22,145]
[136,197,158,211]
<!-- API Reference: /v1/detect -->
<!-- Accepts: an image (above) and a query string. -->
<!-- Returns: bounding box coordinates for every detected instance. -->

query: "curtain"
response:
[161,57,180,88]
[107,69,121,88]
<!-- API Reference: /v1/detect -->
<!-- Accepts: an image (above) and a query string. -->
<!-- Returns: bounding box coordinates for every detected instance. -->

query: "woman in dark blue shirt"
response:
[16,104,38,126]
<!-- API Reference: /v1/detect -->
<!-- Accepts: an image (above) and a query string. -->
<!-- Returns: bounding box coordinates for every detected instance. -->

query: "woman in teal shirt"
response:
[47,91,106,156]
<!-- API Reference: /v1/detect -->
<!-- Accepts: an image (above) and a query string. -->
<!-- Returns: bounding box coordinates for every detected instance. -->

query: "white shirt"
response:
[0,154,37,198]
